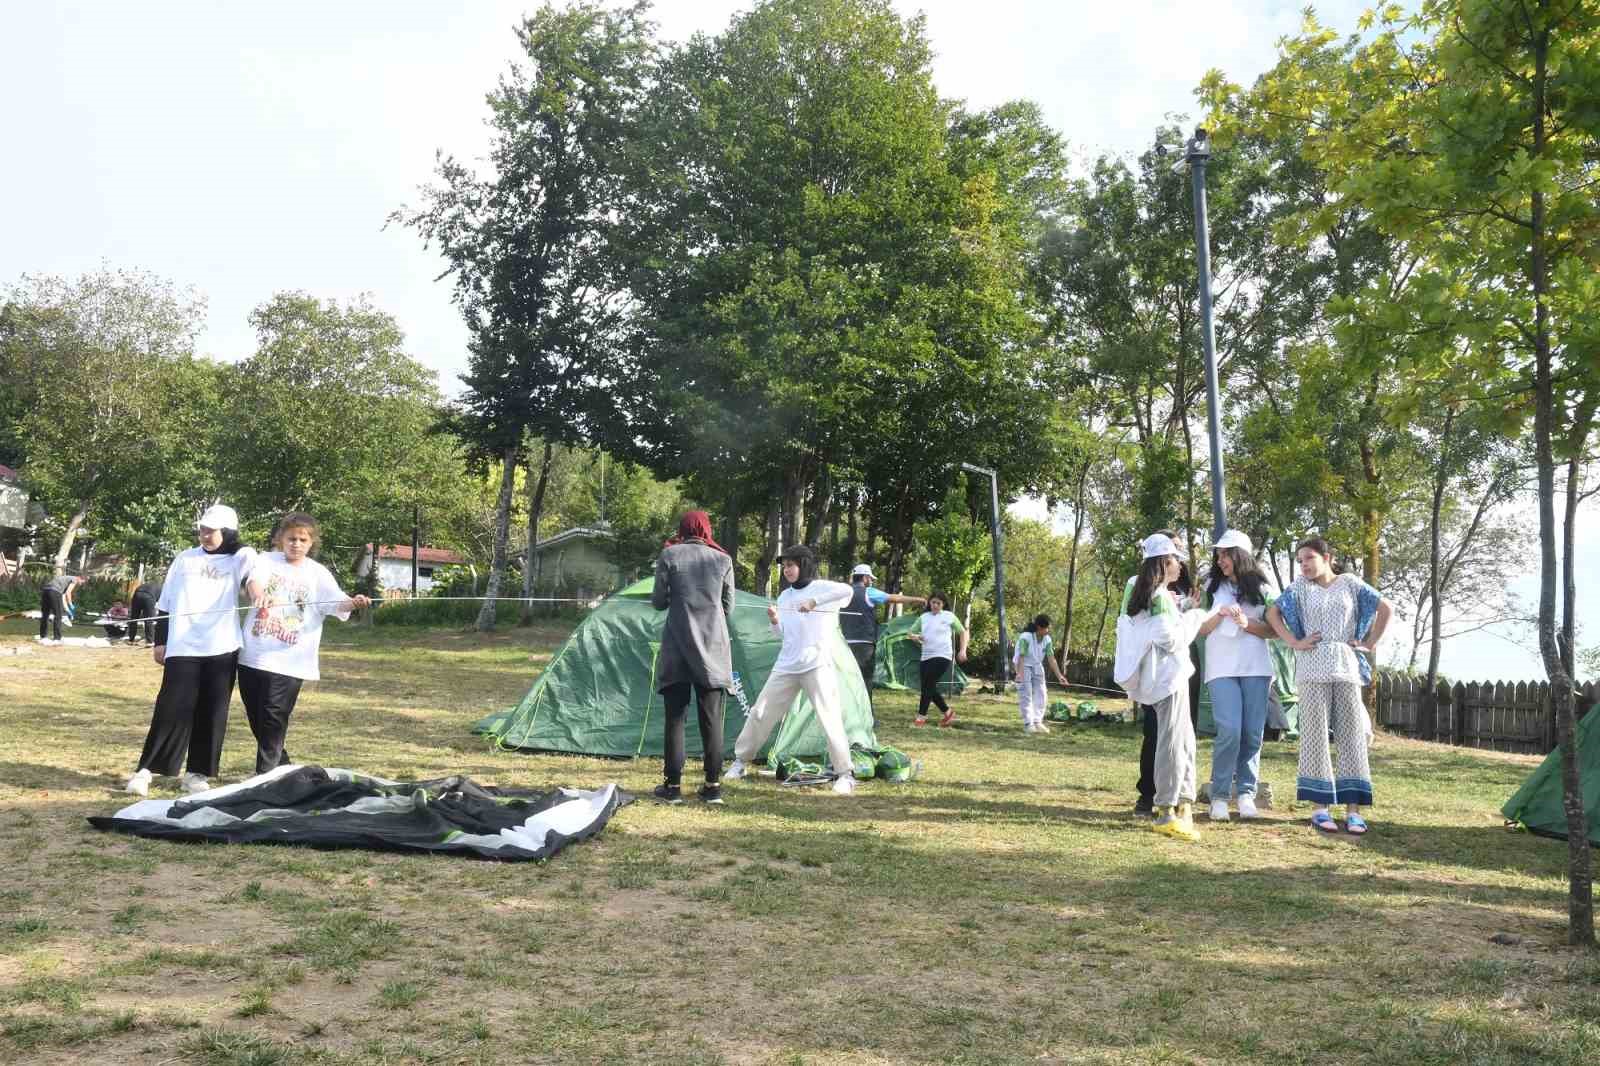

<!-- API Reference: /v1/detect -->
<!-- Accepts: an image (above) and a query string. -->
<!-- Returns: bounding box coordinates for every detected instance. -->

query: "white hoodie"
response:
[1113,589,1209,705]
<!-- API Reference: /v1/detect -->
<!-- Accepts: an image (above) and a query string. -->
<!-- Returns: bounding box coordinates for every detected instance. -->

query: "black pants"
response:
[128,589,159,643]
[136,652,238,777]
[39,588,64,640]
[1136,702,1158,804]
[850,643,877,724]
[918,657,951,718]
[661,683,725,786]
[237,664,305,775]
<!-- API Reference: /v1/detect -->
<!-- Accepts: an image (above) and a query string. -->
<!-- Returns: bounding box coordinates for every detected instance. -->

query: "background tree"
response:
[396,1,654,628]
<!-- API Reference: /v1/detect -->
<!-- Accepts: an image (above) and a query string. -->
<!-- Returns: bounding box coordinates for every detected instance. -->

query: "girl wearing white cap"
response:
[1197,530,1275,821]
[1114,533,1210,841]
[125,504,261,796]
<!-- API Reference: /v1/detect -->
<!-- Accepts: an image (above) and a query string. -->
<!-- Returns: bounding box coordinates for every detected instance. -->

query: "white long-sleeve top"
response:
[1113,589,1209,705]
[769,579,853,675]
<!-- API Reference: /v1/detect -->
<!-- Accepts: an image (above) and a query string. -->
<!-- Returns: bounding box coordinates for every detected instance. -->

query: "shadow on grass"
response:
[0,761,125,792]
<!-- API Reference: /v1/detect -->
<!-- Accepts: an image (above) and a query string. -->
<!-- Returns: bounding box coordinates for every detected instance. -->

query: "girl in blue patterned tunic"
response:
[1266,537,1392,835]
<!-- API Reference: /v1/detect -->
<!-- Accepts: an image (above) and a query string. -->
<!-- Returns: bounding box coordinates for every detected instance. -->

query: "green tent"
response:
[473,578,878,764]
[1501,700,1600,845]
[1195,638,1299,739]
[872,612,968,695]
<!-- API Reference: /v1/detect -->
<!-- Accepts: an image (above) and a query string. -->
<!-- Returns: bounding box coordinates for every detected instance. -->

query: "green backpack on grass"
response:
[875,747,917,783]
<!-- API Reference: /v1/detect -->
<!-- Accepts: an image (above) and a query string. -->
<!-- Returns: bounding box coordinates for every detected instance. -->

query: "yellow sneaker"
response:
[1151,804,1202,842]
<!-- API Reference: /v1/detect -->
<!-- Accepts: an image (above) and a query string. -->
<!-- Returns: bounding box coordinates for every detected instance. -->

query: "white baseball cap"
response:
[1140,533,1181,560]
[1214,529,1253,553]
[197,504,239,531]
[851,563,875,579]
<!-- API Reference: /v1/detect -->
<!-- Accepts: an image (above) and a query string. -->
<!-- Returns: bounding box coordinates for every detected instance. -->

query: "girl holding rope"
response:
[236,512,370,775]
[126,505,261,796]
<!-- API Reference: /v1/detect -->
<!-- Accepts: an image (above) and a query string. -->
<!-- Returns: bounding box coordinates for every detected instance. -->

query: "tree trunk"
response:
[52,502,91,575]
[1089,567,1114,668]
[755,496,780,599]
[1059,459,1089,670]
[1529,27,1594,947]
[804,464,833,549]
[722,491,742,572]
[476,447,519,632]
[1423,407,1456,692]
[843,485,859,568]
[1560,398,1595,678]
[519,440,554,625]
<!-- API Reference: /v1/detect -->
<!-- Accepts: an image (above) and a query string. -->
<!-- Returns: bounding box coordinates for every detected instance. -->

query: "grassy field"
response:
[1,619,1597,1066]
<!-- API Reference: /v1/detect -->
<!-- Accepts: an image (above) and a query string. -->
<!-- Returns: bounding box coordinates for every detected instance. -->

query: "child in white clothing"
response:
[724,546,858,795]
[1013,613,1068,733]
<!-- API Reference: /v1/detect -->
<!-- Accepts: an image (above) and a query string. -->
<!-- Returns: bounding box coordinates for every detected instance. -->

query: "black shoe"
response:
[652,783,683,805]
[697,784,724,806]
[1133,798,1155,817]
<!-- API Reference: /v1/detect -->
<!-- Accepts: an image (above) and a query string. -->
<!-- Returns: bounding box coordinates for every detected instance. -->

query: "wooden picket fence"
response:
[1375,676,1598,755]
[1065,657,1593,756]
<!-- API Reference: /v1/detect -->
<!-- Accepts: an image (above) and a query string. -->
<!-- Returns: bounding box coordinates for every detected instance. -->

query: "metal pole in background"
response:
[1183,127,1229,542]
[961,462,1007,688]
[411,503,420,598]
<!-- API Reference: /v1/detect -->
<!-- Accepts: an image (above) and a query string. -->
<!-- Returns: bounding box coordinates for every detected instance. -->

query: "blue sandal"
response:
[1311,810,1339,834]
[1345,813,1368,835]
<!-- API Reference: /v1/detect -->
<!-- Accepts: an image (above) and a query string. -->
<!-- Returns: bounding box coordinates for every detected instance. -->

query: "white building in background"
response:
[355,544,466,593]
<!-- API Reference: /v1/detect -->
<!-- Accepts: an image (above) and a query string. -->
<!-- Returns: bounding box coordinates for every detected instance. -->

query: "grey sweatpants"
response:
[1153,684,1196,807]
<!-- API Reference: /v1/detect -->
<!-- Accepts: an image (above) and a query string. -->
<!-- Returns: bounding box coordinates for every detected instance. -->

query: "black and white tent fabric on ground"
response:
[89,765,630,861]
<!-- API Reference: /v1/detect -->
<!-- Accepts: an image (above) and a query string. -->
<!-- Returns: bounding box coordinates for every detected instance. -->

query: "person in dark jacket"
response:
[128,580,162,644]
[840,563,925,727]
[650,510,737,805]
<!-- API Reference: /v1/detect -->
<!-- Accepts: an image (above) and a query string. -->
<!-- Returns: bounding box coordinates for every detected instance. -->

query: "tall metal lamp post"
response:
[1171,127,1229,542]
[960,462,1008,688]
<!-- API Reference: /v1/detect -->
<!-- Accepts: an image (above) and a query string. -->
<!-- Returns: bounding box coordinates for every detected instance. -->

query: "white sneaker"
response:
[1023,723,1038,734]
[125,768,152,796]
[831,774,855,796]
[1209,798,1230,822]
[722,759,748,781]
[179,773,211,795]
[1035,721,1051,734]
[1237,793,1259,819]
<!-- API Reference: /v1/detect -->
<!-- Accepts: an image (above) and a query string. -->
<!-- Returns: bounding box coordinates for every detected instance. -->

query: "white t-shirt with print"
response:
[238,553,352,681]
[1203,582,1274,682]
[918,610,965,661]
[158,546,258,659]
[770,580,854,675]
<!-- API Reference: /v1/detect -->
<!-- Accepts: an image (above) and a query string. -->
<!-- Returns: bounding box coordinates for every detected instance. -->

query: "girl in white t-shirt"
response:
[238,513,370,775]
[1013,613,1069,733]
[1196,530,1276,822]
[724,546,858,795]
[126,504,261,796]
[907,593,968,727]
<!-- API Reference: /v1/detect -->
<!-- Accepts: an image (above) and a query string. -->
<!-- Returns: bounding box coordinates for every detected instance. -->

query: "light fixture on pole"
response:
[1169,126,1229,542]
[960,462,1008,688]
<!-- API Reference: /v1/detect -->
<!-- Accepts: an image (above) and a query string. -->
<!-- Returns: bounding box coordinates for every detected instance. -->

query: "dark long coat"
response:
[651,539,735,691]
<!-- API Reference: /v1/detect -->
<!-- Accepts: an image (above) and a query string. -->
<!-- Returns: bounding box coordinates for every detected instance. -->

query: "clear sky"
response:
[4,1,1588,681]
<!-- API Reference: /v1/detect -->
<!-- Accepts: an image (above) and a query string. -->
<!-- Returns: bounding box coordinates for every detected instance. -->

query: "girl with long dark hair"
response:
[1115,533,1210,842]
[1197,530,1276,821]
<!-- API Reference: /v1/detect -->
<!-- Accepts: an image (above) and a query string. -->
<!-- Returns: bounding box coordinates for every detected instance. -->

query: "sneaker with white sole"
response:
[722,758,748,781]
[1209,798,1230,822]
[1035,722,1051,734]
[1237,793,1259,819]
[1022,723,1038,734]
[179,773,211,795]
[831,774,855,796]
[125,768,152,796]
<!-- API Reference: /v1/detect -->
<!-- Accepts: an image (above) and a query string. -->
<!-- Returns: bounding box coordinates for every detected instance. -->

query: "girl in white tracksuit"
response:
[724,545,859,795]
[1114,533,1211,841]
[1013,613,1068,733]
